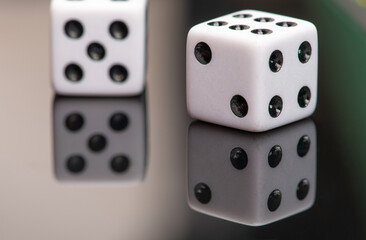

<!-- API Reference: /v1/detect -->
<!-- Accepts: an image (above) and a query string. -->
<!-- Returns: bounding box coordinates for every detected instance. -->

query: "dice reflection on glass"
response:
[188,119,316,226]
[51,0,147,96]
[187,10,318,132]
[53,96,147,185]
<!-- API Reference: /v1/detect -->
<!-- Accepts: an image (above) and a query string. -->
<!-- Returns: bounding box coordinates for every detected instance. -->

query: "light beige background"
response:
[0,0,191,239]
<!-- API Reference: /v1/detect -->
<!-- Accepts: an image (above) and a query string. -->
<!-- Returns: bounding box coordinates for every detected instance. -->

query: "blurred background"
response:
[0,0,365,239]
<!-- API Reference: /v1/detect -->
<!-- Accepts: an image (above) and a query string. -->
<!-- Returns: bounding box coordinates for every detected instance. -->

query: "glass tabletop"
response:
[0,0,365,239]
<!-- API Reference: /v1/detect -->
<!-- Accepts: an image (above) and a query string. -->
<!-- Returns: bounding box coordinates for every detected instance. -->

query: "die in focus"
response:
[187,10,318,132]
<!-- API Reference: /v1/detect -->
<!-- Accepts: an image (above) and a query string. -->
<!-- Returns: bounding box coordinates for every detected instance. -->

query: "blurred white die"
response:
[51,0,148,96]
[188,119,317,226]
[187,10,318,132]
[53,96,147,186]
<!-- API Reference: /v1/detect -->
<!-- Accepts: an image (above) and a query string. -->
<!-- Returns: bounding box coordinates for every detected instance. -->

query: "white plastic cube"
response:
[53,96,147,186]
[188,119,317,226]
[187,10,318,132]
[51,0,147,96]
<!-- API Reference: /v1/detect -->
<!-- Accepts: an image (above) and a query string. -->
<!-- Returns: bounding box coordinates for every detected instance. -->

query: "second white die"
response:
[187,10,318,132]
[51,0,147,96]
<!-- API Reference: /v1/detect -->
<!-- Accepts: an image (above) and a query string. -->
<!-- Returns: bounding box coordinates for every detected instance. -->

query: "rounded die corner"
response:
[126,86,146,97]
[53,87,74,97]
[244,124,269,133]
[186,102,199,120]
[187,24,206,38]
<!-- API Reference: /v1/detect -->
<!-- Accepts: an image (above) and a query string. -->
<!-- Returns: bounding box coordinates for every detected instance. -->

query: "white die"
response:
[188,119,316,226]
[51,0,147,96]
[187,10,318,132]
[53,96,147,186]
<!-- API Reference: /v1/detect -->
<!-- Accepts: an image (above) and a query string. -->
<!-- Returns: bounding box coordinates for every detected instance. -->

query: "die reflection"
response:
[187,119,316,226]
[53,95,147,186]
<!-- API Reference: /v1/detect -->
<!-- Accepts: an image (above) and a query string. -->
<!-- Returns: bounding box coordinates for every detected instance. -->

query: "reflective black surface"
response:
[184,0,366,238]
[188,120,317,227]
[0,0,365,239]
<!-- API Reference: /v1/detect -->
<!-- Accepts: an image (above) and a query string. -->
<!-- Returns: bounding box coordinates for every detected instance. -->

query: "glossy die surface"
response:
[188,120,317,226]
[187,10,318,132]
[53,96,147,186]
[51,0,147,96]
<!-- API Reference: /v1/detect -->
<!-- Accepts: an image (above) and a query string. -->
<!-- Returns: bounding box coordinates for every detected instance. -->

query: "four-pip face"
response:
[50,6,319,220]
[187,10,318,132]
[50,5,318,132]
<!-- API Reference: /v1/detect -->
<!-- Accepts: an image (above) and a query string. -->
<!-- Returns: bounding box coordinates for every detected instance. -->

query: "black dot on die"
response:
[64,20,84,39]
[109,21,129,40]
[267,189,282,212]
[110,65,128,82]
[194,42,212,65]
[194,183,212,204]
[251,29,273,35]
[254,17,274,23]
[298,86,311,108]
[65,113,84,132]
[230,147,248,170]
[66,155,86,174]
[269,96,283,118]
[298,41,312,63]
[110,155,130,173]
[65,64,83,82]
[110,113,129,131]
[230,95,248,118]
[297,135,311,157]
[268,145,282,168]
[87,42,106,61]
[229,25,250,31]
[207,21,228,26]
[88,134,107,152]
[297,179,310,200]
[269,50,283,72]
[233,13,252,18]
[276,21,297,27]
